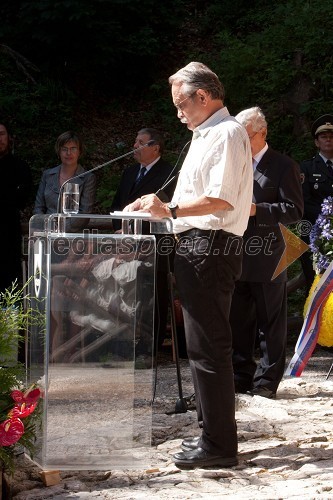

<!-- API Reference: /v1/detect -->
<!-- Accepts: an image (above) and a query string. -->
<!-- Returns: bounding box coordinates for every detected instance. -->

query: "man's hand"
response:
[140,194,169,218]
[123,194,169,218]
[123,198,143,212]
[250,203,256,216]
[124,194,233,219]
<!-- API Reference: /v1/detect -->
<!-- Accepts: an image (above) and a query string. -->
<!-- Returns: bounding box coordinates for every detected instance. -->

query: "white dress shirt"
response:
[252,143,268,169]
[171,107,253,236]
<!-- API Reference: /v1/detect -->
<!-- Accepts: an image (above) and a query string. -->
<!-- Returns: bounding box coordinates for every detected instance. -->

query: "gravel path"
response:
[4,344,333,499]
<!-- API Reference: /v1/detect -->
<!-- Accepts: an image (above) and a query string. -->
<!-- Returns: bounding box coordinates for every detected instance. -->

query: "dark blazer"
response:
[0,153,32,291]
[111,158,177,231]
[34,164,96,214]
[240,147,303,283]
[301,153,333,225]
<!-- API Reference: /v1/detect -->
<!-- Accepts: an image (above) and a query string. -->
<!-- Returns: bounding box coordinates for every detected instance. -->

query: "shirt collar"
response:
[319,153,333,163]
[141,156,160,172]
[193,107,230,139]
[253,143,268,164]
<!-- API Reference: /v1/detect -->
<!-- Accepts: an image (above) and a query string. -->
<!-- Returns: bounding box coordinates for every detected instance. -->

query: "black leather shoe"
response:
[248,387,276,399]
[173,447,238,468]
[234,381,252,394]
[181,436,200,451]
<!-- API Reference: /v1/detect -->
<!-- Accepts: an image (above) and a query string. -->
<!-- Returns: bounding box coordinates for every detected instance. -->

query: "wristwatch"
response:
[167,201,179,219]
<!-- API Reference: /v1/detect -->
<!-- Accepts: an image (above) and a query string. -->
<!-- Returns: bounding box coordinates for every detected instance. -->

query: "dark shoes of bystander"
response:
[247,386,276,399]
[173,446,238,468]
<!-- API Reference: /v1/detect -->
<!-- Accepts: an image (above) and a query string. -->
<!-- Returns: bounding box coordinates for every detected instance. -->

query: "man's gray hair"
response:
[235,106,267,132]
[169,62,225,101]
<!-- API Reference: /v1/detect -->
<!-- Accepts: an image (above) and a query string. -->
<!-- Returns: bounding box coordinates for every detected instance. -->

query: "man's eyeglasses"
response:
[61,146,78,154]
[248,130,261,141]
[174,91,197,111]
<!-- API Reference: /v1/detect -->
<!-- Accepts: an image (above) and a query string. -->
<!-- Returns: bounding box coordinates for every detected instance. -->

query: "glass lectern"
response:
[27,214,156,470]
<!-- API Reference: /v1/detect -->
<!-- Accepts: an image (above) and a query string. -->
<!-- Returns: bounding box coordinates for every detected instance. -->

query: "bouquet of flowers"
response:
[0,283,42,473]
[306,196,333,347]
[309,196,333,273]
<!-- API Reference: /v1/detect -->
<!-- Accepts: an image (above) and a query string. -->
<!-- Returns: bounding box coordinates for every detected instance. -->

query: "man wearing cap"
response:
[300,114,333,290]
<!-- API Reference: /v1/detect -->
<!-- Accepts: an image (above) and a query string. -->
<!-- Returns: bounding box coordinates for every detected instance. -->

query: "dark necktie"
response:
[135,166,146,186]
[327,159,333,173]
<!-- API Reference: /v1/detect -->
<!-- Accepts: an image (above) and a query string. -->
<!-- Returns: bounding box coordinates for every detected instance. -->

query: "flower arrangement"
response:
[309,196,333,273]
[0,283,42,473]
[306,196,333,347]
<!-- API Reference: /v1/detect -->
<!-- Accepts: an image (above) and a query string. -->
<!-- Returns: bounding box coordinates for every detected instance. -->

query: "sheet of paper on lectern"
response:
[110,211,152,219]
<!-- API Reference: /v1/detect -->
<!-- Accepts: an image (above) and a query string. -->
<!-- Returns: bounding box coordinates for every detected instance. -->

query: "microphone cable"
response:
[155,140,191,198]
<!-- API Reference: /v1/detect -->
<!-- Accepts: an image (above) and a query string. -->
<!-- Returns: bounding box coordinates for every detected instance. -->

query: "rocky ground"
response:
[4,344,333,500]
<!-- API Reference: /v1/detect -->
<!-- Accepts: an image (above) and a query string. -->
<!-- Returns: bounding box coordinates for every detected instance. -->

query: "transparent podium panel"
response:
[27,214,155,470]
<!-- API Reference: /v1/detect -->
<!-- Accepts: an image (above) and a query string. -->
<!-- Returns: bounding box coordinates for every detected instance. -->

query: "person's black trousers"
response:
[231,280,287,393]
[174,230,242,457]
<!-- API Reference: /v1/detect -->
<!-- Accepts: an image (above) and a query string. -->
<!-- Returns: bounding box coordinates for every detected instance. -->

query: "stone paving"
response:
[6,346,333,499]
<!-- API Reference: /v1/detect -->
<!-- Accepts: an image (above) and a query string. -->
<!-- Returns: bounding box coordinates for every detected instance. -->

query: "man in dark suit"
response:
[300,114,333,291]
[0,120,32,293]
[230,107,303,398]
[111,128,177,355]
[111,128,176,228]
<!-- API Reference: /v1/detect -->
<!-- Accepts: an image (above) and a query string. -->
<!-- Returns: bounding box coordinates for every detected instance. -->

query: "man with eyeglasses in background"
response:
[300,114,333,292]
[230,106,303,400]
[111,128,177,360]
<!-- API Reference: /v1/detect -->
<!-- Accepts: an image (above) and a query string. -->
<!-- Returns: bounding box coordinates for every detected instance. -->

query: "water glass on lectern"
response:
[62,183,79,214]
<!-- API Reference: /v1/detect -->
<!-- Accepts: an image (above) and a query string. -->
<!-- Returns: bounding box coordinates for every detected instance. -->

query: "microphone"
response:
[56,140,155,213]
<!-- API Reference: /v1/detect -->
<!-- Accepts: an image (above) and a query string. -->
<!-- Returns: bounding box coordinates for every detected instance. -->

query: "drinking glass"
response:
[62,183,80,214]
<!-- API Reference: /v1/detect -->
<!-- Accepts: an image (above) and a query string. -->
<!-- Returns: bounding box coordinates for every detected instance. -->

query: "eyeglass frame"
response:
[248,128,265,141]
[174,91,197,111]
[60,146,79,154]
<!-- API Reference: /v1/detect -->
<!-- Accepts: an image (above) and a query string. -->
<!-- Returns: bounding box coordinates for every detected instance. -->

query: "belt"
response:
[174,228,223,242]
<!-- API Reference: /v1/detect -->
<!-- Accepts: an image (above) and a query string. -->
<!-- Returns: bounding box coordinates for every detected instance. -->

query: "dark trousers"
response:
[300,251,315,294]
[174,230,242,457]
[231,281,287,393]
[300,234,315,293]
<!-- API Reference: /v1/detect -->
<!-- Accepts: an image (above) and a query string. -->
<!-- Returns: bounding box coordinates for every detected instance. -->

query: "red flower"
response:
[9,387,41,418]
[0,418,24,446]
[11,388,41,405]
[9,403,38,418]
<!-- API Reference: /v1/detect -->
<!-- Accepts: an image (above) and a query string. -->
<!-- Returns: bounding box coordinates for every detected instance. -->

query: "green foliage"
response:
[96,172,122,212]
[0,53,77,194]
[0,284,29,362]
[0,282,42,474]
[1,0,333,211]
[206,0,333,159]
[1,0,187,93]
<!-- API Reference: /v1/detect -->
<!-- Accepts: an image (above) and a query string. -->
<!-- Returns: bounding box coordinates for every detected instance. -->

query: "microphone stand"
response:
[56,140,155,214]
[166,252,193,413]
[151,139,194,413]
